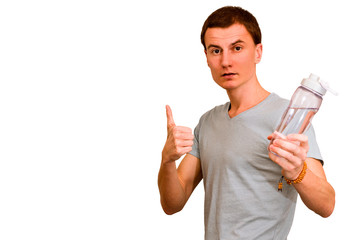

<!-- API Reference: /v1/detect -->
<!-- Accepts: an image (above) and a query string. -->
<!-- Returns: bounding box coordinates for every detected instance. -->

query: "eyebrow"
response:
[231,40,245,46]
[206,44,221,50]
[206,39,245,50]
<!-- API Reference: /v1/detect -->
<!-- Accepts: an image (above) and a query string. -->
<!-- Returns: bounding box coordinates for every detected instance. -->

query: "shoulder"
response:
[199,102,229,121]
[194,102,229,129]
[267,93,289,108]
[262,93,289,116]
[251,93,289,130]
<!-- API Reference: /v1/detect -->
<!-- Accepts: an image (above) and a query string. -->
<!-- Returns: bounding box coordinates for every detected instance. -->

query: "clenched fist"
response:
[162,105,194,164]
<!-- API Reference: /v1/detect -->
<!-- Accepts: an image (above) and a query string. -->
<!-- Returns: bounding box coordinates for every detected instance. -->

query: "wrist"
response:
[285,162,307,185]
[161,151,175,165]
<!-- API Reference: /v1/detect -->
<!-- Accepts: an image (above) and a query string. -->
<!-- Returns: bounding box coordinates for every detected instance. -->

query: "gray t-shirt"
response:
[189,93,322,240]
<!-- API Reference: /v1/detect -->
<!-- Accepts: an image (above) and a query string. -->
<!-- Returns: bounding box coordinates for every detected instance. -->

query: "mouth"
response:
[221,72,237,77]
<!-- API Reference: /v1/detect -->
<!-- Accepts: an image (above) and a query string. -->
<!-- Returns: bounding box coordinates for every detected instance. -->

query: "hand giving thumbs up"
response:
[162,105,194,164]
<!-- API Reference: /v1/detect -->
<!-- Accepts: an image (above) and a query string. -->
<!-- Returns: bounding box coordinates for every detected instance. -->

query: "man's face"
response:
[204,23,262,91]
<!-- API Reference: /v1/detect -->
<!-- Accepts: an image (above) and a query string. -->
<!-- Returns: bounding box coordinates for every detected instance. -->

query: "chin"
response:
[217,81,239,90]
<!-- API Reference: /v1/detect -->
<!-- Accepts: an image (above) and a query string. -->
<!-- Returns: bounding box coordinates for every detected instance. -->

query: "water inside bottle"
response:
[269,107,318,150]
[276,107,318,135]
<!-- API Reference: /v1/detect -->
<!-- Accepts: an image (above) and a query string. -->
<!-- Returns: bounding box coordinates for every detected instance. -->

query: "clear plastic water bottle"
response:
[269,73,337,144]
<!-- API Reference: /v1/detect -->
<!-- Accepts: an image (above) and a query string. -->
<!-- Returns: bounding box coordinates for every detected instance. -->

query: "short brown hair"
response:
[200,6,262,50]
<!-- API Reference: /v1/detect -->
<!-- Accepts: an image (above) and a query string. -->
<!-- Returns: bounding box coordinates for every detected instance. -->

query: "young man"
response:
[158,6,335,239]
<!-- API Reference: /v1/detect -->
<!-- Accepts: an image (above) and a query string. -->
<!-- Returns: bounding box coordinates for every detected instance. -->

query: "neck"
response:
[227,77,270,118]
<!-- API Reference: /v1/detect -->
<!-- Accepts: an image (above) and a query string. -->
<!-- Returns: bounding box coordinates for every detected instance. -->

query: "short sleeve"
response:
[189,121,200,159]
[305,124,323,165]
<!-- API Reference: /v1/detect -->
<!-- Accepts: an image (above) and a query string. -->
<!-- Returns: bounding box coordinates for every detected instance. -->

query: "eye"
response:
[234,46,242,51]
[211,48,221,55]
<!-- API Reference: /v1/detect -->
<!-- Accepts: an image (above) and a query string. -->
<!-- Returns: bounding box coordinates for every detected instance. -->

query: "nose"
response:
[221,50,232,68]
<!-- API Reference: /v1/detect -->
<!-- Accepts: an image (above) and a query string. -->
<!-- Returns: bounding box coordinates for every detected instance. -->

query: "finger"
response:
[269,147,304,180]
[273,139,302,157]
[287,134,309,150]
[274,131,286,139]
[173,126,193,134]
[269,143,298,163]
[180,146,192,155]
[166,105,176,129]
[268,131,286,140]
[177,140,194,147]
[287,133,307,143]
[174,132,194,141]
[173,145,193,156]
[268,148,292,169]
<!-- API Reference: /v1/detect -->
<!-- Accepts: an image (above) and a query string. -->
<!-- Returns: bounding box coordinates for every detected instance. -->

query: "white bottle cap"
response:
[301,73,338,96]
[301,74,326,96]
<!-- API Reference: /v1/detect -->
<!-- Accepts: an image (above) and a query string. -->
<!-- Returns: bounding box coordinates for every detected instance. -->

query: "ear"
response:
[255,43,263,64]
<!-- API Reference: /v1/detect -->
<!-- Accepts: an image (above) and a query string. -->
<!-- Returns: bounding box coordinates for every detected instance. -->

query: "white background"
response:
[0,0,359,239]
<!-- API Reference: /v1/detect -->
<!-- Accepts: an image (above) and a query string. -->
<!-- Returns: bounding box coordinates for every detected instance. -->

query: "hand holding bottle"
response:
[268,133,309,180]
[267,74,337,180]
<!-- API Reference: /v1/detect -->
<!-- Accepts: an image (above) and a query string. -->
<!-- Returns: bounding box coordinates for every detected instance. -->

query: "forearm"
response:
[158,159,186,215]
[268,134,335,217]
[293,166,335,218]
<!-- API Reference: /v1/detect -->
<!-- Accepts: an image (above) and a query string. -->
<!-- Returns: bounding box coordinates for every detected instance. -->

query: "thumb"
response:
[166,105,176,130]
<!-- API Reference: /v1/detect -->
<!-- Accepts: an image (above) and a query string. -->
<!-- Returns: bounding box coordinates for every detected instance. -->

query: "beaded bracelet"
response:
[285,161,307,185]
[277,162,307,191]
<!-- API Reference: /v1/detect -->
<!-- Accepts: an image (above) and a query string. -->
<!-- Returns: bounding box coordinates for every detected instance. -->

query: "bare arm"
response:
[158,154,202,215]
[268,134,335,217]
[293,157,335,217]
[158,106,203,215]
